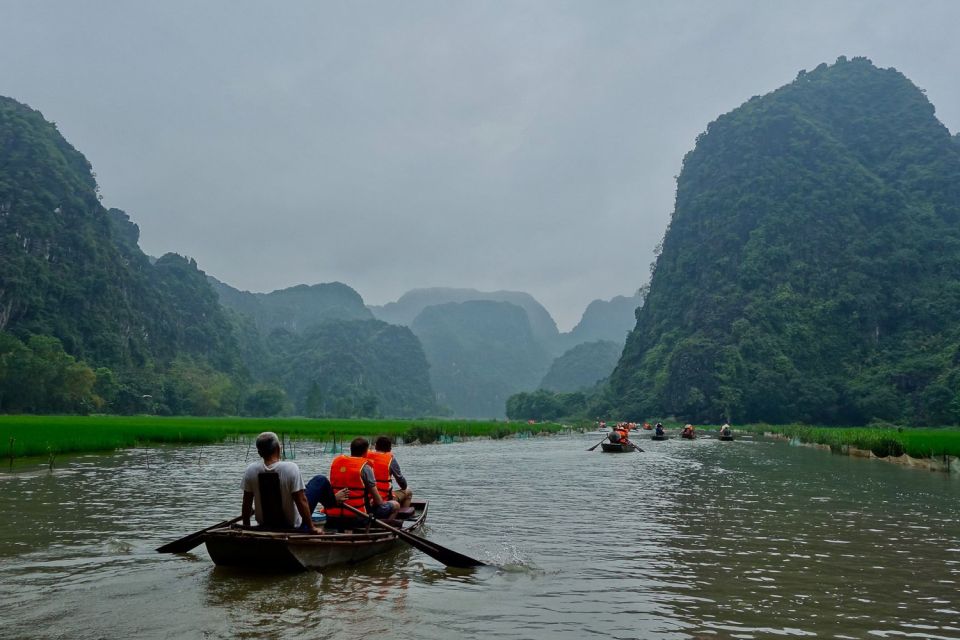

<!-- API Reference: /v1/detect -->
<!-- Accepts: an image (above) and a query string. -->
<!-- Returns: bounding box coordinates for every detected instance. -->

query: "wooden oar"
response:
[156,516,242,553]
[628,441,645,453]
[340,504,486,568]
[586,437,609,451]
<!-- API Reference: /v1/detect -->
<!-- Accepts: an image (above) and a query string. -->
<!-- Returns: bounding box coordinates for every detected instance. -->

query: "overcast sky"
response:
[2,1,958,329]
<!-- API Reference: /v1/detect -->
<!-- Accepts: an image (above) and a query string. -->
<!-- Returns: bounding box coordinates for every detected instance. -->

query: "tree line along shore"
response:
[0,416,567,460]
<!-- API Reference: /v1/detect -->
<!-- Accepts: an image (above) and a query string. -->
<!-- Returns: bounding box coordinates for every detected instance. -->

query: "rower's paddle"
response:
[629,441,645,453]
[340,504,485,568]
[156,516,242,554]
[586,437,609,451]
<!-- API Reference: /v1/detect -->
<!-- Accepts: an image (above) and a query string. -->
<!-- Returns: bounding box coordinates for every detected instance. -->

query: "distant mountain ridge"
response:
[562,293,642,348]
[372,287,641,416]
[370,287,561,350]
[540,340,623,393]
[210,278,372,333]
[412,300,552,418]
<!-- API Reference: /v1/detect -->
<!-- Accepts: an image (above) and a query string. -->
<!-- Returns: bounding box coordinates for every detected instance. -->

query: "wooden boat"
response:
[203,500,429,571]
[650,435,669,441]
[600,442,636,453]
[719,434,734,441]
[681,432,695,440]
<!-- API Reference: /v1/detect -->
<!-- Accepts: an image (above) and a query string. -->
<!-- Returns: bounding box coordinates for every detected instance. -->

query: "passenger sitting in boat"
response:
[327,437,400,521]
[609,426,631,445]
[654,423,665,437]
[681,424,695,438]
[241,431,323,533]
[720,423,732,437]
[368,435,413,509]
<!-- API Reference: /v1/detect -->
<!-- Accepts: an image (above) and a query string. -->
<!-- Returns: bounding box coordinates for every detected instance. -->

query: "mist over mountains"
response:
[9,55,957,425]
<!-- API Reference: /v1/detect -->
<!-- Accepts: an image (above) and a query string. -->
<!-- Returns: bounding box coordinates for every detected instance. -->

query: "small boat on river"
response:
[650,435,669,441]
[600,442,637,453]
[719,434,734,441]
[203,501,429,571]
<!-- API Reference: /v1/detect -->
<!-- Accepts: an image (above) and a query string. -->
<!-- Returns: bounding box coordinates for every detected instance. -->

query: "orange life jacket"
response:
[366,450,394,502]
[616,428,629,442]
[326,454,370,518]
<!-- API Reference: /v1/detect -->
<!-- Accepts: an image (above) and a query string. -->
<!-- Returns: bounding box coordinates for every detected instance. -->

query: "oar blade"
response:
[397,529,486,568]
[156,516,241,553]
[341,504,486,568]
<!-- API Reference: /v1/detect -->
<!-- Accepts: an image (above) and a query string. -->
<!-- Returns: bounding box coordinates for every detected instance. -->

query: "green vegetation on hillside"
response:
[610,57,960,426]
[540,340,623,392]
[0,96,245,415]
[259,320,437,418]
[0,415,565,459]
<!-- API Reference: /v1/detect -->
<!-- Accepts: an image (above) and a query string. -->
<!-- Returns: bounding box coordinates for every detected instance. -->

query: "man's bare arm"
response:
[293,489,320,533]
[242,491,254,527]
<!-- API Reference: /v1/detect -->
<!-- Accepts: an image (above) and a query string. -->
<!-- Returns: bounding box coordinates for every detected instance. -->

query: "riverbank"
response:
[742,423,960,473]
[0,415,566,460]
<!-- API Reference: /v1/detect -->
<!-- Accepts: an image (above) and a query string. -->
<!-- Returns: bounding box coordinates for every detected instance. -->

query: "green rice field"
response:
[741,423,960,458]
[0,415,566,460]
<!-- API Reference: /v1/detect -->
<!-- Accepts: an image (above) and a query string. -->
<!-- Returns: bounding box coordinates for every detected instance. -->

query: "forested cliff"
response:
[610,57,960,425]
[0,96,243,414]
[0,95,436,418]
[214,280,438,418]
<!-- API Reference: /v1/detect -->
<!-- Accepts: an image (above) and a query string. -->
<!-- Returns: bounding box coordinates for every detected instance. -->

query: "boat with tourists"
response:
[600,441,638,453]
[650,434,669,441]
[203,500,429,571]
[680,424,696,440]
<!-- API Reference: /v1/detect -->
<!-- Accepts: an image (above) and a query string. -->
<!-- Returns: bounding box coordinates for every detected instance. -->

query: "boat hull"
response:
[600,442,635,453]
[719,435,734,441]
[204,501,428,572]
[650,435,668,441]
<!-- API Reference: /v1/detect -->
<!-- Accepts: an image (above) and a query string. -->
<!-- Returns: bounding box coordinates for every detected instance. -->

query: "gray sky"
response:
[2,1,958,329]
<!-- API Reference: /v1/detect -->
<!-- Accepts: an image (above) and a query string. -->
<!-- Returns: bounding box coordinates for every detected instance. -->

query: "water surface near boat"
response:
[1,434,959,638]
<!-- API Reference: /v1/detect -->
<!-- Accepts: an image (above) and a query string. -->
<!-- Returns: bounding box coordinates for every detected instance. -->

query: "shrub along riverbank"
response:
[0,415,565,460]
[740,424,960,458]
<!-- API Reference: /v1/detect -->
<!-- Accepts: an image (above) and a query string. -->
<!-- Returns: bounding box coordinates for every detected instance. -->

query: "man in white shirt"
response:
[241,431,319,533]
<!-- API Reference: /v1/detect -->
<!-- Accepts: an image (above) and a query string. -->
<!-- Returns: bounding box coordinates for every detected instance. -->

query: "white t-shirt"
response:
[241,460,305,528]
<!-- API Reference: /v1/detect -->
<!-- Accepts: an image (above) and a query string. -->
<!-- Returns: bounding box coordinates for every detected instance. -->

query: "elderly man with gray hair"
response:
[241,431,346,533]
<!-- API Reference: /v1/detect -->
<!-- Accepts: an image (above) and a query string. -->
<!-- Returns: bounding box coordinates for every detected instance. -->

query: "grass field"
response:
[0,415,566,460]
[740,423,960,458]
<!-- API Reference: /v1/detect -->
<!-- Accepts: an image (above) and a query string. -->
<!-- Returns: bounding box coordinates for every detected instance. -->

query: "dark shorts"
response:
[372,503,395,518]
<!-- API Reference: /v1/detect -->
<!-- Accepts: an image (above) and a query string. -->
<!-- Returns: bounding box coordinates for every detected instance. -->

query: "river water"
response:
[1,433,959,639]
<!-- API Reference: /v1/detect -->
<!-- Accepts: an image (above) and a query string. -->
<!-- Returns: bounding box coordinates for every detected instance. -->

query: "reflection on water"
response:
[1,434,959,639]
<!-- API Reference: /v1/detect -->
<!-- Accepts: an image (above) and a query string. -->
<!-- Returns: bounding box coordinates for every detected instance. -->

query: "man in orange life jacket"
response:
[327,437,401,520]
[367,435,413,508]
